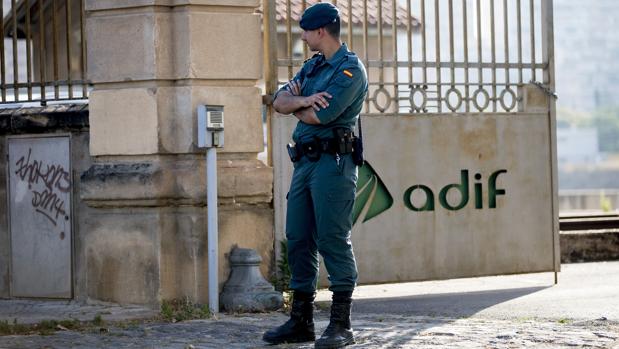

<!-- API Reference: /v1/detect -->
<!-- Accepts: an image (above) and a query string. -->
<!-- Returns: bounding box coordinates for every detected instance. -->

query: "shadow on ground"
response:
[347,286,551,318]
[0,287,552,348]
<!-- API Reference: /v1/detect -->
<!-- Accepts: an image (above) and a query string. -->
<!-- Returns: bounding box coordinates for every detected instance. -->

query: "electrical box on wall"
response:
[198,105,225,148]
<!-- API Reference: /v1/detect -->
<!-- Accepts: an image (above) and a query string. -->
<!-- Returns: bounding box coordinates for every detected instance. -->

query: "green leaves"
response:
[353,161,394,225]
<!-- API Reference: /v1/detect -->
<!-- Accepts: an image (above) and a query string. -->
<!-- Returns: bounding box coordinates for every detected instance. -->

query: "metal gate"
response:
[8,135,72,298]
[263,0,558,283]
[264,0,554,116]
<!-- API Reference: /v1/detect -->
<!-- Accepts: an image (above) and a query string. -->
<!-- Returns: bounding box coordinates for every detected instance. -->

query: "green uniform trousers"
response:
[286,152,358,293]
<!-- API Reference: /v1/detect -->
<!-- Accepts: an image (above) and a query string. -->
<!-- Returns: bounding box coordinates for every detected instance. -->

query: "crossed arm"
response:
[272,80,332,125]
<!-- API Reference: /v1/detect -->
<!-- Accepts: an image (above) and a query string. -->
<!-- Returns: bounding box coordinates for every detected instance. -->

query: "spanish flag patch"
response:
[342,69,353,78]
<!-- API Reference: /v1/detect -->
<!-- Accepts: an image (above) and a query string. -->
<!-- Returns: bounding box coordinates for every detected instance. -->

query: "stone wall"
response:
[561,231,619,263]
[81,0,273,307]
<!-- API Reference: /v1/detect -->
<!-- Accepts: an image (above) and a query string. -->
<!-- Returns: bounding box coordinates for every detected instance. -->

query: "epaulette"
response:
[346,53,358,62]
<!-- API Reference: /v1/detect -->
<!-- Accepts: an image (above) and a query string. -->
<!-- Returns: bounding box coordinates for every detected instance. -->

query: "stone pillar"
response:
[80,0,273,307]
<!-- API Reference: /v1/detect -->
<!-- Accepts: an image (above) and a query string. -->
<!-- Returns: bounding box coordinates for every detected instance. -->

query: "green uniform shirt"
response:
[275,44,368,143]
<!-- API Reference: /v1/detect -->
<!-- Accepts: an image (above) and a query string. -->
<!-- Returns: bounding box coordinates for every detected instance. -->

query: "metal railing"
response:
[559,214,619,231]
[0,0,89,105]
[264,0,555,115]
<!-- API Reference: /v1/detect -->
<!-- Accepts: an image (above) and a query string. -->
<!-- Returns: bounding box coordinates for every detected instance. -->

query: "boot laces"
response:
[323,302,350,335]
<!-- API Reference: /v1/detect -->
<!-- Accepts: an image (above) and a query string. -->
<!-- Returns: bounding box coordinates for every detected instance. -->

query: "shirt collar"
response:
[325,43,348,66]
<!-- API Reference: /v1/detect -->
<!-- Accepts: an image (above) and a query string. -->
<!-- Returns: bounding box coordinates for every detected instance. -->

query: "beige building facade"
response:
[0,0,274,307]
[0,0,558,308]
[82,0,273,306]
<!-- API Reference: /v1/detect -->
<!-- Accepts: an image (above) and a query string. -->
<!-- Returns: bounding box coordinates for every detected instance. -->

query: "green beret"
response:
[300,3,340,30]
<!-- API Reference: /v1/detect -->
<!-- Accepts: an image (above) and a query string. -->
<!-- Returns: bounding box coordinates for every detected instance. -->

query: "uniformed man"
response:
[262,3,368,349]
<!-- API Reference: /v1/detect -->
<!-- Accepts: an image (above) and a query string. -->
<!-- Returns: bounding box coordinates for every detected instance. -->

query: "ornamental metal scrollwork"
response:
[409,85,427,113]
[499,88,517,111]
[445,87,463,112]
[372,87,392,113]
[472,87,490,112]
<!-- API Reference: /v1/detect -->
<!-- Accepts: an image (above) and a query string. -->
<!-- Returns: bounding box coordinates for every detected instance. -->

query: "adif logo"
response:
[403,169,507,211]
[352,162,394,225]
[353,166,508,224]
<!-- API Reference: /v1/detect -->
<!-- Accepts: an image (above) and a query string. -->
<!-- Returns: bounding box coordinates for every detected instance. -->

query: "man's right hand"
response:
[303,91,332,111]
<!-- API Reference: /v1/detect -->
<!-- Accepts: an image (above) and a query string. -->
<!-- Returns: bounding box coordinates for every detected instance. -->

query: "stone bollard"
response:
[220,247,283,312]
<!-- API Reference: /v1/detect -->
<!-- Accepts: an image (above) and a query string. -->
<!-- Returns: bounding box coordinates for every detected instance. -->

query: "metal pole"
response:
[541,0,558,285]
[38,0,46,103]
[363,0,369,112]
[0,0,5,102]
[80,0,88,98]
[462,0,469,112]
[490,0,496,112]
[52,0,59,99]
[347,0,352,50]
[263,0,277,167]
[25,0,32,101]
[529,0,536,81]
[434,0,441,112]
[286,0,293,79]
[207,147,219,313]
[392,0,398,114]
[12,0,19,101]
[65,0,73,99]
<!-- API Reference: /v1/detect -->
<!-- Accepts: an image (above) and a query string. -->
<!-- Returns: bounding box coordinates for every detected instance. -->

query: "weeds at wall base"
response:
[160,298,212,323]
[0,316,102,336]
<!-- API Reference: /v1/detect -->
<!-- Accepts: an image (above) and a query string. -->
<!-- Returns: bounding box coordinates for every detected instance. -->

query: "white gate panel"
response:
[273,111,558,284]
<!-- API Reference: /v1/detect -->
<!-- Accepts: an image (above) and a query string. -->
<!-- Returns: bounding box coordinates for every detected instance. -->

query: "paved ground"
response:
[0,300,157,325]
[1,262,618,348]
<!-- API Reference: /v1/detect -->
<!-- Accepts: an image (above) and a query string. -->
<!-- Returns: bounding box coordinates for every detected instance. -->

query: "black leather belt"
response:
[287,128,355,163]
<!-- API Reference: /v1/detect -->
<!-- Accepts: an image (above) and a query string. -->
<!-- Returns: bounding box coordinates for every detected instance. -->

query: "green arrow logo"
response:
[353,161,394,225]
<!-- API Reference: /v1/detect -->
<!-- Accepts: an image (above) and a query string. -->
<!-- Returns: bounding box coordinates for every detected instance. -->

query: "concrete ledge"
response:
[560,230,619,263]
[80,157,272,207]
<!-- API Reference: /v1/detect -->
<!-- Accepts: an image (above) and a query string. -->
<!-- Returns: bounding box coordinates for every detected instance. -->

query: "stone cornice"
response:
[0,104,89,135]
[85,0,260,12]
[80,158,273,208]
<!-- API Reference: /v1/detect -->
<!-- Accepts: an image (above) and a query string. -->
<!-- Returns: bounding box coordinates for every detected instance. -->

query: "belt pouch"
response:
[287,143,301,162]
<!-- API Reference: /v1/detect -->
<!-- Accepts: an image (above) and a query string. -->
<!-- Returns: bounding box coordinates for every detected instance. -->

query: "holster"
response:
[332,128,354,154]
[287,143,301,162]
[351,136,364,166]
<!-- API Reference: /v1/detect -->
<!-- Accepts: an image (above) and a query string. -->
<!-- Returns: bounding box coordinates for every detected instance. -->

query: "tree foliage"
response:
[558,106,619,153]
[591,107,619,153]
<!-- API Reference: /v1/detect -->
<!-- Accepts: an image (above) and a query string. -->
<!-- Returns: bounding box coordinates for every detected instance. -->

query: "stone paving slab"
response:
[0,312,617,348]
[0,300,157,325]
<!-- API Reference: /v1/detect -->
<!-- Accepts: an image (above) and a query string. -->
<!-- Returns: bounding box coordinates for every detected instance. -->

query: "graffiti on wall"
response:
[14,148,71,226]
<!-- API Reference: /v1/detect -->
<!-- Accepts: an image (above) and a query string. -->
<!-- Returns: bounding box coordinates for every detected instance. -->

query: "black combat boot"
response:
[315,291,354,349]
[263,291,316,344]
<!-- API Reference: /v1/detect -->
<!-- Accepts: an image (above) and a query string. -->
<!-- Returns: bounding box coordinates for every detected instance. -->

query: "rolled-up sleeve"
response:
[315,66,365,124]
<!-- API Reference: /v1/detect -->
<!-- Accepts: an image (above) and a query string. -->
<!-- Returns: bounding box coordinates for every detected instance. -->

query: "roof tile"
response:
[275,0,421,28]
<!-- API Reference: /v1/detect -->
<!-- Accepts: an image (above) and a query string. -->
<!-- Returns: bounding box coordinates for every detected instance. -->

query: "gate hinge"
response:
[529,80,558,100]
